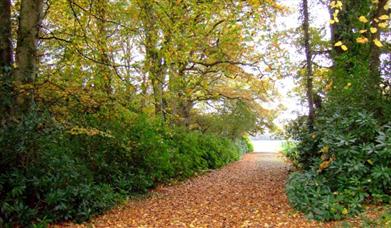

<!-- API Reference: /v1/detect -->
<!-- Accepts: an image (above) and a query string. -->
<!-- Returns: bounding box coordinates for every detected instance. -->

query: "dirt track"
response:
[68,153,335,227]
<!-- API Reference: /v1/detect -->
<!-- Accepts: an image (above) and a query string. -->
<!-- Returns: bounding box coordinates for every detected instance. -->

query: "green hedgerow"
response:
[0,110,241,226]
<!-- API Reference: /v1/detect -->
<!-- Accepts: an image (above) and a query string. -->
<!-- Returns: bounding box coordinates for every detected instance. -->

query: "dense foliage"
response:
[285,110,390,220]
[0,108,252,225]
[0,0,272,225]
[0,0,389,225]
[284,0,390,222]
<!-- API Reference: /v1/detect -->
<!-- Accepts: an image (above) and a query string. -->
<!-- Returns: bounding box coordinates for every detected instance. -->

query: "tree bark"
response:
[14,0,44,111]
[140,1,166,120]
[302,0,315,129]
[0,0,13,69]
[0,0,13,123]
[95,0,113,95]
[328,0,387,115]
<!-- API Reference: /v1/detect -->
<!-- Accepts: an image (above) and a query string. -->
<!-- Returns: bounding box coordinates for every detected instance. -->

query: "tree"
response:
[302,0,315,129]
[328,0,390,116]
[0,0,12,69]
[138,0,167,119]
[14,0,44,112]
[95,0,114,95]
[0,0,13,123]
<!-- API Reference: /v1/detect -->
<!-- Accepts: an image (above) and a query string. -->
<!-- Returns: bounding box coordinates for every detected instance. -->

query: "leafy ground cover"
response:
[56,153,387,228]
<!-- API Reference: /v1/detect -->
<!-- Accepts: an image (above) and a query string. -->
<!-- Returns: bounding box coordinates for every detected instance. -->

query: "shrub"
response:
[0,110,241,225]
[243,135,254,153]
[286,169,371,221]
[283,115,320,169]
[286,171,354,221]
[0,112,124,225]
[198,133,240,168]
[234,135,253,154]
[285,109,391,221]
[281,141,300,168]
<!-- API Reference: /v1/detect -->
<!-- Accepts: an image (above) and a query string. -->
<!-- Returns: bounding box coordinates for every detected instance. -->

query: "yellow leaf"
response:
[342,208,349,215]
[321,145,330,153]
[341,45,348,51]
[359,29,367,33]
[372,0,379,4]
[370,27,378,33]
[335,1,343,9]
[374,39,383,47]
[379,14,389,20]
[334,41,343,46]
[329,19,335,24]
[319,160,331,170]
[325,81,333,91]
[359,16,369,23]
[264,66,272,72]
[333,10,340,18]
[378,22,388,28]
[367,159,374,165]
[385,3,390,10]
[356,36,369,44]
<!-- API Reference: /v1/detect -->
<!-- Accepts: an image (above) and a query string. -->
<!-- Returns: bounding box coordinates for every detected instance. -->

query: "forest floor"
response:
[60,153,385,228]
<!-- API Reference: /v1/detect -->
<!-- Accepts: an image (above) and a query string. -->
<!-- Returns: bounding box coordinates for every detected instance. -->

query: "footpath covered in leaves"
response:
[63,153,334,227]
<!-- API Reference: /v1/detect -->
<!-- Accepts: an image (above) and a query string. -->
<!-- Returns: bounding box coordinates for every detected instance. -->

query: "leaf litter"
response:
[56,153,384,228]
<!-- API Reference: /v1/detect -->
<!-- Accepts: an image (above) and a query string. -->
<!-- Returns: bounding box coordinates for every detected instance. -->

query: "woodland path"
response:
[67,153,339,228]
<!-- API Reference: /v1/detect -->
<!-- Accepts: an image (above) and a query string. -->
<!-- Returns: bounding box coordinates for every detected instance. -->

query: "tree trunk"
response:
[0,0,13,123]
[140,1,166,120]
[302,0,315,129]
[14,0,44,112]
[0,0,13,69]
[95,0,113,95]
[179,99,193,127]
[328,0,386,114]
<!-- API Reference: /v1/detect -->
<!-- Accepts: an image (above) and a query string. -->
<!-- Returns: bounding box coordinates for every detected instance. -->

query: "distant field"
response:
[251,140,285,153]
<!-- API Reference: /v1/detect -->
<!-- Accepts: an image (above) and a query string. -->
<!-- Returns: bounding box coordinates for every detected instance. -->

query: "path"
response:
[70,153,336,227]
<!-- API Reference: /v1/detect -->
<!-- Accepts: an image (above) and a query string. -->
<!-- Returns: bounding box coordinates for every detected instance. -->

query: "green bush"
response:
[281,141,300,168]
[234,136,252,155]
[0,112,123,225]
[242,135,254,153]
[0,110,241,225]
[286,171,359,221]
[283,115,319,169]
[285,109,391,221]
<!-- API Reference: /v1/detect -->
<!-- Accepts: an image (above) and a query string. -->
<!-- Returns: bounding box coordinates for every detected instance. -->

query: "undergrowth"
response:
[0,108,251,226]
[284,109,391,221]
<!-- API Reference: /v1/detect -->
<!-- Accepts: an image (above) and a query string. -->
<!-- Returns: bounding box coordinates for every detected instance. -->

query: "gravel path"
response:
[62,153,339,228]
